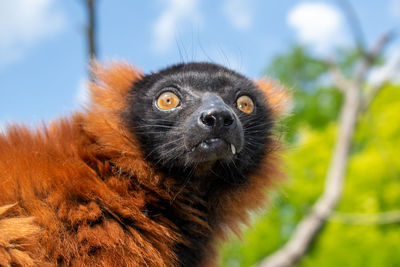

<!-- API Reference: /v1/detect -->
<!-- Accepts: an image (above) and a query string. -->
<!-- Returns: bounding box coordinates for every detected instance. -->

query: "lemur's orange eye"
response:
[157,92,180,110]
[237,95,254,114]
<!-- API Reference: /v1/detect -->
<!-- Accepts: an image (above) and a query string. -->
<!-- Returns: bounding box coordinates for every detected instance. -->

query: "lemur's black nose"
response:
[197,93,236,131]
[200,109,235,128]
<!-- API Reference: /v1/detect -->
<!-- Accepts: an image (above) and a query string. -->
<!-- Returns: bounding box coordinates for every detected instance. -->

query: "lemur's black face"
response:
[126,62,273,181]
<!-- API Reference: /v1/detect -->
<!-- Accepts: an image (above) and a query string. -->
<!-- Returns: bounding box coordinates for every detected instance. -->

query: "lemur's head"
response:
[125,62,277,183]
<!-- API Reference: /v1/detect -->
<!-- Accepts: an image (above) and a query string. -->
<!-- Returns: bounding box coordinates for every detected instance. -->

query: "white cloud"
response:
[287,2,344,53]
[223,0,253,31]
[0,0,65,67]
[368,48,400,86]
[152,0,201,53]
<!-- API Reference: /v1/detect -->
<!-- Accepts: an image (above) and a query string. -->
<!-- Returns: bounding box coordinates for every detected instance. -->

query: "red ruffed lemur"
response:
[0,62,287,267]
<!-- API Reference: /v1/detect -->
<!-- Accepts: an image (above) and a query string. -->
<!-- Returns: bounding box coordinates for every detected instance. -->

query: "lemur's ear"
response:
[83,62,152,182]
[89,61,143,112]
[255,79,290,118]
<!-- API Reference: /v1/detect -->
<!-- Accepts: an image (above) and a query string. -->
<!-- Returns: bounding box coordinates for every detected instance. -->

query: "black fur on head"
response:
[125,62,273,184]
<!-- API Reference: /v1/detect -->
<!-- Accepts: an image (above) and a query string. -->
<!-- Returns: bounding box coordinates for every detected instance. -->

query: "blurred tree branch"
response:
[85,0,97,59]
[258,3,399,266]
[83,0,98,79]
[362,46,400,111]
[336,0,367,54]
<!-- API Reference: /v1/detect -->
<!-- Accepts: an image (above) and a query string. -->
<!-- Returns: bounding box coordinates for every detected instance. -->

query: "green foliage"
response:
[266,45,343,141]
[333,47,365,78]
[266,45,328,91]
[220,44,400,267]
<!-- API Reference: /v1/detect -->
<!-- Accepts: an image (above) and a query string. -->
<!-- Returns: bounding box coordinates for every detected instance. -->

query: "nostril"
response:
[201,114,216,127]
[224,116,234,126]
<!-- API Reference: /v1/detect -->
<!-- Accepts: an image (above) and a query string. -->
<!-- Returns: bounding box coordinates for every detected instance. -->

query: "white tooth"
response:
[231,144,236,155]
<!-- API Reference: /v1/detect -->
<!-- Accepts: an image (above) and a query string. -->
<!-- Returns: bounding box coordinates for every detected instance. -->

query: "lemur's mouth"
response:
[191,138,236,154]
[188,137,237,163]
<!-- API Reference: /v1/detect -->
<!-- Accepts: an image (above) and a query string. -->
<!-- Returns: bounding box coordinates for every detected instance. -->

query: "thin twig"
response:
[362,48,400,111]
[85,0,97,60]
[83,0,98,80]
[336,0,367,53]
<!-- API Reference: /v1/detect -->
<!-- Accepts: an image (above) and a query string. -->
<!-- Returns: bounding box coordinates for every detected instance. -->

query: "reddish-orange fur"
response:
[0,62,286,266]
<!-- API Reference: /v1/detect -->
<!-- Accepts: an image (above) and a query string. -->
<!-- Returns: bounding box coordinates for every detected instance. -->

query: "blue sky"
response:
[0,0,399,128]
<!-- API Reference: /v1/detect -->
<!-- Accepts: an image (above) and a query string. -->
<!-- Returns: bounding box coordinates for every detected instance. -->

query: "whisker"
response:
[243,122,274,130]
[153,144,186,166]
[244,129,270,134]
[133,131,177,135]
[139,118,177,123]
[145,138,184,160]
[228,160,247,185]
[171,162,197,204]
[132,125,177,129]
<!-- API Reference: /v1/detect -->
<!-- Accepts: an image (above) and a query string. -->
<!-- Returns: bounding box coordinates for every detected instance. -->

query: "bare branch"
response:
[362,48,400,110]
[329,210,400,225]
[336,0,367,53]
[82,0,98,81]
[85,0,97,60]
[323,29,394,93]
[353,31,394,85]
[366,31,395,61]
